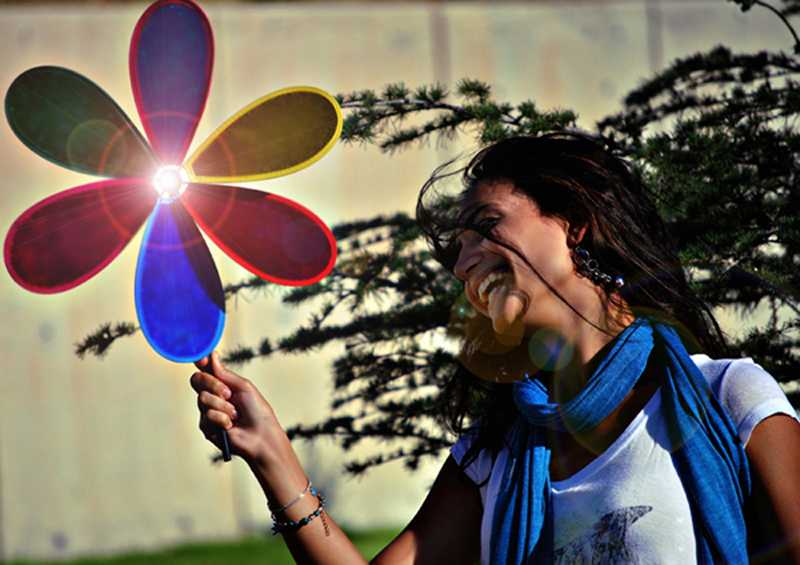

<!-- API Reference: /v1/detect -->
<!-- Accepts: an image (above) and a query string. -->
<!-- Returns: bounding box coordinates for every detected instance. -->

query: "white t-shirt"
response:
[450,356,798,565]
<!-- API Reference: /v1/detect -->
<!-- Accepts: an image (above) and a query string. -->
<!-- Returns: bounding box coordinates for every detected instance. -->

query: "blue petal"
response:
[135,197,225,363]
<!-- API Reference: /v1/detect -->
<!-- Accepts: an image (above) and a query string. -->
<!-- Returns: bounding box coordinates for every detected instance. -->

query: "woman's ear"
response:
[567,224,588,247]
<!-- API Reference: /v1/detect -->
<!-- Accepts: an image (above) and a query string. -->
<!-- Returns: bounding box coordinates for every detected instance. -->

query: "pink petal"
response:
[4,179,156,293]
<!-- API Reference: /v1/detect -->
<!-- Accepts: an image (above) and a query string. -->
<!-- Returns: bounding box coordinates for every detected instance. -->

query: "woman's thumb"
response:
[208,352,247,390]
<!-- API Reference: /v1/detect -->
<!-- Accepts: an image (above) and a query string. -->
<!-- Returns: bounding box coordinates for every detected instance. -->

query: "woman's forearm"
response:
[190,354,369,565]
[246,448,368,565]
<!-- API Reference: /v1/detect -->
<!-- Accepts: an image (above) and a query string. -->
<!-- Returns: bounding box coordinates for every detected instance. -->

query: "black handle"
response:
[219,428,232,462]
[203,359,232,462]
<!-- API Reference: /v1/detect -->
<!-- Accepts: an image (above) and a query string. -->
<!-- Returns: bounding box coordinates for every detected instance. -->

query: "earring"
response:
[573,245,625,289]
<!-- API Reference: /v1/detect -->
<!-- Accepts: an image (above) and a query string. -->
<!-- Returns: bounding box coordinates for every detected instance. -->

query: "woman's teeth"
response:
[478,271,508,305]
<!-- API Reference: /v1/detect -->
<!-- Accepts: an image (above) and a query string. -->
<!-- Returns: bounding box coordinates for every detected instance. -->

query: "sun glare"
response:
[152,165,188,198]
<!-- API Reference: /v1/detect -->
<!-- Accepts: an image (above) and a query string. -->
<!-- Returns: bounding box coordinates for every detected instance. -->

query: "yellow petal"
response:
[184,86,342,183]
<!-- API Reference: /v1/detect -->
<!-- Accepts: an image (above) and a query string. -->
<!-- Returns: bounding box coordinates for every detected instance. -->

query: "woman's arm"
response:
[192,352,367,564]
[191,352,482,565]
[745,413,800,564]
[371,455,482,564]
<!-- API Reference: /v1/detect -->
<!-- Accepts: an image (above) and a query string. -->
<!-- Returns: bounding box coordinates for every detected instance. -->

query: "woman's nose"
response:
[453,239,481,281]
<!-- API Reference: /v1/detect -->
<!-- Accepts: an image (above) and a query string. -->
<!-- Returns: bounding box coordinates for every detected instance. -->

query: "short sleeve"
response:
[450,428,474,465]
[693,355,798,446]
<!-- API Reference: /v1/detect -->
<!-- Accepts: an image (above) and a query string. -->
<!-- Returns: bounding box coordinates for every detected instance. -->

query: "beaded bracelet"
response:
[271,490,330,536]
[268,479,312,515]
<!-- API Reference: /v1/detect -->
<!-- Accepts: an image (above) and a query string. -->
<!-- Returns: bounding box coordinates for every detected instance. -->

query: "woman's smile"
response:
[477,270,509,306]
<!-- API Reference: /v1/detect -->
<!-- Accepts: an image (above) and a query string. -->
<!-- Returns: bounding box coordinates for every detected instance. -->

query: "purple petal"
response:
[130,0,213,165]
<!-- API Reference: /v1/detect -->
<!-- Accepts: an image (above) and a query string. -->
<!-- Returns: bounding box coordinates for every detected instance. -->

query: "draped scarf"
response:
[489,318,751,564]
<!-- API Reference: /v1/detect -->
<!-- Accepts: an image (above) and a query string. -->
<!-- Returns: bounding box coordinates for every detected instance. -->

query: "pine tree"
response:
[78,0,800,474]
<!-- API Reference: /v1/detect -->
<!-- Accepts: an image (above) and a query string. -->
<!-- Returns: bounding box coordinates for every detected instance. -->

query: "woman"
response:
[191,134,800,564]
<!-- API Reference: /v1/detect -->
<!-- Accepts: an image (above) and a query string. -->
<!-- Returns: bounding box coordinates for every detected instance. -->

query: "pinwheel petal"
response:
[184,87,342,183]
[182,183,336,285]
[135,197,225,362]
[4,179,156,293]
[5,66,160,178]
[130,0,213,166]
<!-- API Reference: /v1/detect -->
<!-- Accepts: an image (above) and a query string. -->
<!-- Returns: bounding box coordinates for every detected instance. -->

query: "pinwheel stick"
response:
[220,429,232,462]
[204,361,232,462]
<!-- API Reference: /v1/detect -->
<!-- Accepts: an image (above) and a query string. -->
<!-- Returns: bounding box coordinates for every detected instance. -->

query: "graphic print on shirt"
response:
[554,505,653,564]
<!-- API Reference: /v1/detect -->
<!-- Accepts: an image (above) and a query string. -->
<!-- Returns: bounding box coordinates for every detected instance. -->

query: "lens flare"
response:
[449,293,530,383]
[152,166,188,198]
[528,327,574,372]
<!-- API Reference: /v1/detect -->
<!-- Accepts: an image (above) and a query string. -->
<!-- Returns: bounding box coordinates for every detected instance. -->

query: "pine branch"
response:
[75,322,139,358]
[338,79,577,152]
[729,0,800,53]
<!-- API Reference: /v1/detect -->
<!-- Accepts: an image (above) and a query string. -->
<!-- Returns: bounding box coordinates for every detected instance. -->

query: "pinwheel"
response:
[3,0,341,364]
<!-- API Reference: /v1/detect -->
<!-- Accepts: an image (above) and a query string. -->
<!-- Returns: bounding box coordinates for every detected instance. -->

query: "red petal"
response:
[182,183,336,285]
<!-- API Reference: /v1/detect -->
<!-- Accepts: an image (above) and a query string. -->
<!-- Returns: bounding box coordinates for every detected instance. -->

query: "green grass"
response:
[3,529,399,565]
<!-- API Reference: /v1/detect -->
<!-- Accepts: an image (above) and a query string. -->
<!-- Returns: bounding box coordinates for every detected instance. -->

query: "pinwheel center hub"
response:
[153,166,188,198]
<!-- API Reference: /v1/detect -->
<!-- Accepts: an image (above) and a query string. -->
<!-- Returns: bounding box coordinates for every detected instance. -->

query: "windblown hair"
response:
[417,133,727,461]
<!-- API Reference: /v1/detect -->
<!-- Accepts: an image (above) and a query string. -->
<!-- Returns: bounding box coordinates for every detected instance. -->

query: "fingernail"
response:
[222,388,231,400]
[231,408,239,420]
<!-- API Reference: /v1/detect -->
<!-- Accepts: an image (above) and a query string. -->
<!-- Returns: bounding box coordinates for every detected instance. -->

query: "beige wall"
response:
[0,0,790,559]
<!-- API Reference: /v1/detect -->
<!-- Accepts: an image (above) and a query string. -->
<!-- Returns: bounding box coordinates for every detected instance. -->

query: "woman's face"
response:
[453,179,580,338]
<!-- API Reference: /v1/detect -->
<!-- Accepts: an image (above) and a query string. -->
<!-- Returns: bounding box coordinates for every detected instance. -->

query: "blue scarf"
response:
[490,318,751,564]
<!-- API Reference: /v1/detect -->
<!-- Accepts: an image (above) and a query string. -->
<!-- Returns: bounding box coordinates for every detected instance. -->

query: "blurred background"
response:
[0,0,791,560]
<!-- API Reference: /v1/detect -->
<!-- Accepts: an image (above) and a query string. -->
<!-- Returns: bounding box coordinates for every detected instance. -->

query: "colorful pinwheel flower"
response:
[3,0,341,363]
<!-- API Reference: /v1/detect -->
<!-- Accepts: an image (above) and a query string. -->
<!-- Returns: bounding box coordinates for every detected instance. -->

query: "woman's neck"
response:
[543,305,634,403]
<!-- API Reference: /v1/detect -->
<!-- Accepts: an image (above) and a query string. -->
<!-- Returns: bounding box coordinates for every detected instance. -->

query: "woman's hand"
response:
[190,352,308,502]
[191,352,276,465]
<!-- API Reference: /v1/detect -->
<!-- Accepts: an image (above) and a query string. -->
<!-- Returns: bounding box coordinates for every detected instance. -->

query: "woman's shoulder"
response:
[692,354,780,397]
[691,354,797,445]
[692,353,763,372]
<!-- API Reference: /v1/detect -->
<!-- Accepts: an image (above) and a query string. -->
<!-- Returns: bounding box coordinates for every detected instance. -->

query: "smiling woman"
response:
[414,133,800,564]
[191,133,800,564]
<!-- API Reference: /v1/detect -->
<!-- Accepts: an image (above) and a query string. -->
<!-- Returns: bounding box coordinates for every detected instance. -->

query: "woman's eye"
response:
[474,217,498,235]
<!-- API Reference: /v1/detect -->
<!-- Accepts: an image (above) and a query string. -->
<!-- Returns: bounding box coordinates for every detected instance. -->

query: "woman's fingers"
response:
[200,406,233,431]
[191,357,240,439]
[190,351,281,465]
[194,355,210,370]
[198,390,237,420]
[190,368,230,398]
[202,352,274,418]
[190,369,239,420]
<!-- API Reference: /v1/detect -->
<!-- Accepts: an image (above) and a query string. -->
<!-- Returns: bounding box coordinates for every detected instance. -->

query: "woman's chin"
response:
[489,290,528,345]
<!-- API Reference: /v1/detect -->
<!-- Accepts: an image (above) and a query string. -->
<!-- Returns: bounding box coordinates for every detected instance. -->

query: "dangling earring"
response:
[573,245,625,289]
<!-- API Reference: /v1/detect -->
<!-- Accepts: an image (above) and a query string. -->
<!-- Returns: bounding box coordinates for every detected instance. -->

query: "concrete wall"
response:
[0,0,791,559]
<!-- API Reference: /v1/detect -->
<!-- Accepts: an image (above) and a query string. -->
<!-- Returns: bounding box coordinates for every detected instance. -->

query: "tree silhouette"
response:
[78,0,800,474]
